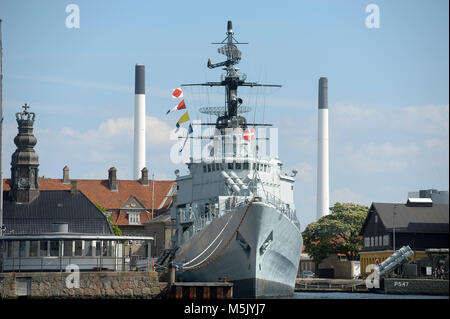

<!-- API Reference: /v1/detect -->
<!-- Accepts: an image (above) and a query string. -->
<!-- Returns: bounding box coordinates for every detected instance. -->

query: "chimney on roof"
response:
[141,167,149,186]
[62,165,70,184]
[108,167,118,192]
[70,180,78,195]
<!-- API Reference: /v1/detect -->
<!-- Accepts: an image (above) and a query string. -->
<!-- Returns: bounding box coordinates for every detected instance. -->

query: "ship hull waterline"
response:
[174,201,302,298]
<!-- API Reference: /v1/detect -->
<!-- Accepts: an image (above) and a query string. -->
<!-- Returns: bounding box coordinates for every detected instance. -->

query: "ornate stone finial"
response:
[16,103,36,122]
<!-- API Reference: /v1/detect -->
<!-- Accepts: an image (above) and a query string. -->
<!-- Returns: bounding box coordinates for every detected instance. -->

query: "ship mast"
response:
[181,21,281,130]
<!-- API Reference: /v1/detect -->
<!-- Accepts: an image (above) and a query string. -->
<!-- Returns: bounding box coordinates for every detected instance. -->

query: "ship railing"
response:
[178,207,191,224]
[220,193,301,231]
[177,194,301,234]
[178,206,215,236]
[192,211,214,235]
[258,192,301,231]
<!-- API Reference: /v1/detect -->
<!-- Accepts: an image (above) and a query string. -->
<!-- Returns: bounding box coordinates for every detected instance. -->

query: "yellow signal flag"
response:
[177,111,190,126]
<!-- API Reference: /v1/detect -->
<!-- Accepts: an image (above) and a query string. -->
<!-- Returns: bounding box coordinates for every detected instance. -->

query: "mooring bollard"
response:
[168,262,176,286]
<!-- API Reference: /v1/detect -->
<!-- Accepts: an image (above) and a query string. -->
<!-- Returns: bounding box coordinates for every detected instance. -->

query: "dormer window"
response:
[128,212,141,225]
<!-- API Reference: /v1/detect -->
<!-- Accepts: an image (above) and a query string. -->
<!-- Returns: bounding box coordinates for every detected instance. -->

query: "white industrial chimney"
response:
[317,77,329,219]
[134,64,146,180]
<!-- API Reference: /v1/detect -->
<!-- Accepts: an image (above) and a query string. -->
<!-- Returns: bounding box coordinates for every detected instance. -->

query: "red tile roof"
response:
[3,178,176,226]
[112,211,155,226]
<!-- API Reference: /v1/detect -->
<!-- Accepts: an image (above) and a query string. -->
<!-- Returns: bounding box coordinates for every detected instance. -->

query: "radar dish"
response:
[218,43,242,61]
[199,106,252,116]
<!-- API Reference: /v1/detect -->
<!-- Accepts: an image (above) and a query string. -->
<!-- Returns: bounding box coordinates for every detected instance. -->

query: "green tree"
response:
[96,204,122,236]
[302,202,368,267]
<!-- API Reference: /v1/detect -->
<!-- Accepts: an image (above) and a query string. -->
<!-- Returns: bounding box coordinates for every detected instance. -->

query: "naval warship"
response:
[169,21,302,298]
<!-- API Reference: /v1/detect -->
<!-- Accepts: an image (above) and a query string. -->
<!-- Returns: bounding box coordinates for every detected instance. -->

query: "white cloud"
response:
[424,138,449,150]
[331,103,384,129]
[294,162,314,182]
[346,142,420,173]
[10,75,132,93]
[330,187,372,206]
[331,103,449,137]
[3,116,176,180]
[9,74,173,98]
[400,105,449,136]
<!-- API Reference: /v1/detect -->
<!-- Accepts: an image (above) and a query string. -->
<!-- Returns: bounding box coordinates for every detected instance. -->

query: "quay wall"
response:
[384,278,449,295]
[0,271,168,298]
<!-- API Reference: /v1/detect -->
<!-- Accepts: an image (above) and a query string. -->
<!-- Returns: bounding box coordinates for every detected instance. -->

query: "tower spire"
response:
[10,103,40,203]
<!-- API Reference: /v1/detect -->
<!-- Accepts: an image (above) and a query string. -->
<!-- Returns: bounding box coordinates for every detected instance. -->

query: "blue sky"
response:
[1,0,448,229]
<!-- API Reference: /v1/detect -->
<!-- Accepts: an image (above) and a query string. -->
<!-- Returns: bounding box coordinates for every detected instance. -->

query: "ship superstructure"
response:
[169,21,302,298]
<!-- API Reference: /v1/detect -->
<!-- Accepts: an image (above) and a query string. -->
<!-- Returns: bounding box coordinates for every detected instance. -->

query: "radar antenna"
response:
[181,21,281,130]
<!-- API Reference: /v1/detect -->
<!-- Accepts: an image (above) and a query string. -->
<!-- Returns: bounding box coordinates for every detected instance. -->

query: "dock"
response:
[295,278,368,292]
[167,282,234,299]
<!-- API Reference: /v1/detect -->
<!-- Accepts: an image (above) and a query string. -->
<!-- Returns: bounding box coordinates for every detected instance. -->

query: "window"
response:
[84,241,93,256]
[203,165,207,173]
[208,164,212,172]
[379,236,383,247]
[228,162,233,169]
[19,241,26,258]
[374,236,378,246]
[364,237,370,247]
[74,240,83,256]
[102,241,112,257]
[216,163,220,171]
[30,241,38,257]
[95,241,102,256]
[370,237,374,247]
[40,241,48,257]
[128,212,141,225]
[383,235,389,246]
[10,241,19,258]
[236,162,241,170]
[7,241,13,257]
[375,215,378,223]
[50,241,59,257]
[64,241,73,257]
[243,162,249,170]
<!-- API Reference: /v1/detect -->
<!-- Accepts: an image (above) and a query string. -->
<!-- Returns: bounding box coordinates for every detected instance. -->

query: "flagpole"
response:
[151,174,154,220]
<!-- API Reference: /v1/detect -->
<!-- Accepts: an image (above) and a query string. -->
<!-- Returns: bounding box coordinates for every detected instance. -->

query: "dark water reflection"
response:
[288,292,448,299]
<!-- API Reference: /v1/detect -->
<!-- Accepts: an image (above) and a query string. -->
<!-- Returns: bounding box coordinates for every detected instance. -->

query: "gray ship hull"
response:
[174,201,302,298]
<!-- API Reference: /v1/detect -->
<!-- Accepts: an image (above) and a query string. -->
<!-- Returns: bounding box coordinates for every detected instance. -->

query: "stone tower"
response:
[10,104,40,203]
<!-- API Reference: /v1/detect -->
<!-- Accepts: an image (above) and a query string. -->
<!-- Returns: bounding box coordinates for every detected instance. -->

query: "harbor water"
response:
[290,292,448,299]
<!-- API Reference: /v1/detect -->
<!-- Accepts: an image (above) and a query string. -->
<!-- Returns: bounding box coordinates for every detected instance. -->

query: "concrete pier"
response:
[296,278,368,292]
[167,282,233,299]
[384,278,449,295]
